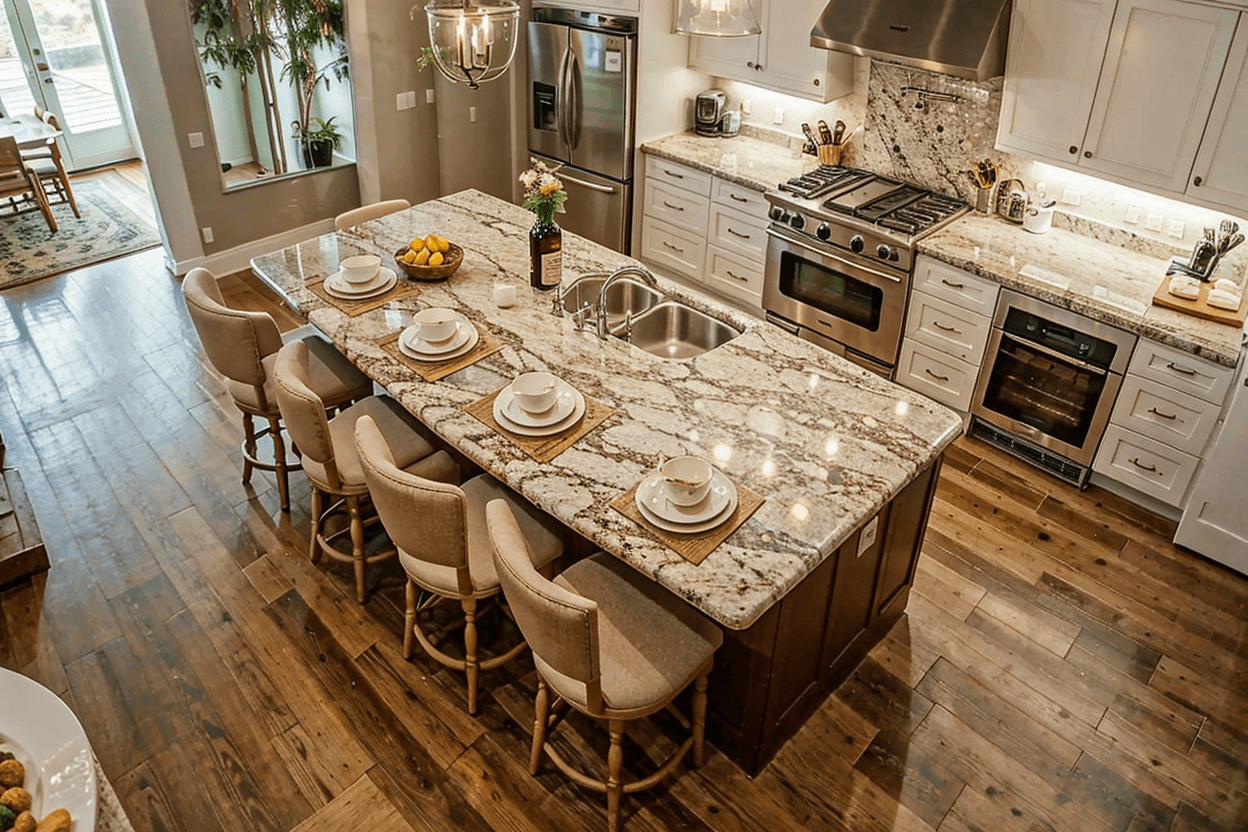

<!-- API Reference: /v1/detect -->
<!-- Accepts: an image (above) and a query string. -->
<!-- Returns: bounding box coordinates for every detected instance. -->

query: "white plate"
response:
[401,318,471,355]
[496,380,578,427]
[324,268,397,299]
[493,386,586,437]
[0,667,97,831]
[636,469,737,525]
[398,323,480,362]
[636,478,739,534]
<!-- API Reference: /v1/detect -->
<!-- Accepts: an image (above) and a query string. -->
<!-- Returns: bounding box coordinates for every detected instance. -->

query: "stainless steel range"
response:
[762,166,967,377]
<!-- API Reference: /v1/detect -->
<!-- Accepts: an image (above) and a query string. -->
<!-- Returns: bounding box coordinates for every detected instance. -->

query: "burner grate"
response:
[778,165,872,200]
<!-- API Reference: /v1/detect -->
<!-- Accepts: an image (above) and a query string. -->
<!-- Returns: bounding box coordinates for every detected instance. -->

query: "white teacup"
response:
[340,254,381,284]
[413,307,459,342]
[512,372,558,414]
[660,456,714,507]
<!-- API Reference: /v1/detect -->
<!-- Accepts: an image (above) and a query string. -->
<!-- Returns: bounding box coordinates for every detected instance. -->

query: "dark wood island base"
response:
[707,457,942,776]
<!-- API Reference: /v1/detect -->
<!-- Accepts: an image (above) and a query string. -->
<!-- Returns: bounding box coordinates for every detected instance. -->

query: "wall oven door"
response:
[763,224,909,375]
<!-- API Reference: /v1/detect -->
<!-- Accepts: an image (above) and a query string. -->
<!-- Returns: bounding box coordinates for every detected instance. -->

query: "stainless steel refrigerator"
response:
[527,7,637,253]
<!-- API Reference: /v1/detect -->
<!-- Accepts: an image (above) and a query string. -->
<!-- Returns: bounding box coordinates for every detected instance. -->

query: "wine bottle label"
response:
[540,250,562,287]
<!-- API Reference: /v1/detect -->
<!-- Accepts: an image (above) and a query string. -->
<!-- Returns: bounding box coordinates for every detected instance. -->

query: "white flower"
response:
[519,169,538,188]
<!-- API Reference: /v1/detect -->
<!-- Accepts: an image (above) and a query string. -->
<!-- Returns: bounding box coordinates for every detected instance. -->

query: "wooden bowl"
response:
[394,243,463,281]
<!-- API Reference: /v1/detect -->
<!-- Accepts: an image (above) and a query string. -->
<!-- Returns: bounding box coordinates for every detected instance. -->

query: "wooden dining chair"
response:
[335,199,410,231]
[24,111,78,218]
[0,136,56,232]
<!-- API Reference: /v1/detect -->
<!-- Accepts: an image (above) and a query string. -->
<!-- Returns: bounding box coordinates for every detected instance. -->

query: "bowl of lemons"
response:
[395,234,463,281]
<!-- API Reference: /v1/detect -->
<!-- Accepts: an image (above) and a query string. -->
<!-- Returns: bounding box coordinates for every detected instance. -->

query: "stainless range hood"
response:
[811,0,1011,80]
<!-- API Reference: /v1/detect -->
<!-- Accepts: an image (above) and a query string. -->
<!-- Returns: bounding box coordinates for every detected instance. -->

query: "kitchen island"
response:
[251,189,962,773]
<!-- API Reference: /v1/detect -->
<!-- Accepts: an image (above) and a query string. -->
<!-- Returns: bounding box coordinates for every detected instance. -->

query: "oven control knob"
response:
[769,205,785,221]
[817,223,831,241]
[850,235,865,253]
[877,244,894,260]
[790,214,806,230]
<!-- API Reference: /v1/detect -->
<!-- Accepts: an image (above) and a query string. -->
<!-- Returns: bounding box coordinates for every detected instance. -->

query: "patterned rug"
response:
[0,179,161,291]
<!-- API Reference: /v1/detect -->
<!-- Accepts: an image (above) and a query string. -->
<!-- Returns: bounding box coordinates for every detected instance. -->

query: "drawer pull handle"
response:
[730,193,749,203]
[940,278,965,289]
[665,170,685,179]
[932,321,962,334]
[662,241,685,253]
[1129,458,1159,474]
[726,269,748,282]
[663,201,685,211]
[1166,362,1198,376]
[924,368,950,382]
[728,227,751,239]
[1146,406,1177,420]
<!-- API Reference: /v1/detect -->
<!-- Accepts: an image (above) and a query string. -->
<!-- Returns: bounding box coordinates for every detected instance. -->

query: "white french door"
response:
[0,0,136,170]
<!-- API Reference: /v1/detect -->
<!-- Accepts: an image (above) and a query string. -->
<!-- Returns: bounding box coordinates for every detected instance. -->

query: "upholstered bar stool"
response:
[181,268,372,511]
[334,199,411,231]
[274,341,457,603]
[355,415,564,714]
[486,500,723,832]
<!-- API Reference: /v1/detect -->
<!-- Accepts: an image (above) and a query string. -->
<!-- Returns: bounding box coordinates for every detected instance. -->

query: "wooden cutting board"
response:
[1152,276,1248,327]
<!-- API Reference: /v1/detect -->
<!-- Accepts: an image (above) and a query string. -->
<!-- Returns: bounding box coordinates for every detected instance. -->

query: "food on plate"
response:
[0,806,13,830]
[400,234,453,269]
[12,811,33,832]
[0,761,21,789]
[0,747,71,832]
[0,788,29,815]
[34,809,69,832]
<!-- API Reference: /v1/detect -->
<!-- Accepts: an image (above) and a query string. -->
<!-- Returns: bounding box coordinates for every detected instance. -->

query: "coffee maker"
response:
[695,90,727,136]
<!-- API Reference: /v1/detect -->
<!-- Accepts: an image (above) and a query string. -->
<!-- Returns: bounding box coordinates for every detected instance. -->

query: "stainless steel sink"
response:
[623,301,742,359]
[560,274,662,328]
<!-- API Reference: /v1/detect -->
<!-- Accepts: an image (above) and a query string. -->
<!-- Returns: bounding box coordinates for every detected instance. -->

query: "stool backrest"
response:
[272,340,335,464]
[335,199,411,231]
[182,268,281,393]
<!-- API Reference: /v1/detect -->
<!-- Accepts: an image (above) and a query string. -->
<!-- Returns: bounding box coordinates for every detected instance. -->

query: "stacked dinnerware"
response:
[492,371,586,436]
[634,455,738,533]
[325,254,397,299]
[399,307,478,361]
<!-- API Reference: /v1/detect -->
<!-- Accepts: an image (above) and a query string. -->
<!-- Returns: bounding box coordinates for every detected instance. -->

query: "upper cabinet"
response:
[998,0,1246,210]
[687,0,854,103]
[1190,24,1248,212]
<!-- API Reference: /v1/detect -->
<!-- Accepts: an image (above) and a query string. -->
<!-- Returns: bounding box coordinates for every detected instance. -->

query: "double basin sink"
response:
[559,274,741,360]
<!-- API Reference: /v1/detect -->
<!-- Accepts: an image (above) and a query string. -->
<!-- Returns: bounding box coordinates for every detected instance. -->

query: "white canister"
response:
[1023,204,1054,235]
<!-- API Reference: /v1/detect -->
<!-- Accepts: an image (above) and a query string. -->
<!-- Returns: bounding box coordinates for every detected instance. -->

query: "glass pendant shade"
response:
[425,0,520,89]
[675,0,762,37]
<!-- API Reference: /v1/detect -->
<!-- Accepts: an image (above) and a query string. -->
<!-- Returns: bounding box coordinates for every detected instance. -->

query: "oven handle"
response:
[766,225,903,284]
[999,331,1110,376]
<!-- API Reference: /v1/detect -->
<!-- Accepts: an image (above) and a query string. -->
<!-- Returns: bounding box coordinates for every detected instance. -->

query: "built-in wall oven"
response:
[970,290,1137,486]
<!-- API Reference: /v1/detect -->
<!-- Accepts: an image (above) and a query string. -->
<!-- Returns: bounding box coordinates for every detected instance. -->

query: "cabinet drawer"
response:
[904,290,993,364]
[1109,375,1220,455]
[913,256,1000,316]
[644,181,710,235]
[641,216,704,279]
[645,156,712,197]
[708,202,767,260]
[1127,339,1234,404]
[712,178,770,217]
[1092,425,1199,507]
[706,245,764,304]
[896,340,979,412]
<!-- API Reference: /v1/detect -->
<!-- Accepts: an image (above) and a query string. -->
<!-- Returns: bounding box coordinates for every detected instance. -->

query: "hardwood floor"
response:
[1,250,1245,832]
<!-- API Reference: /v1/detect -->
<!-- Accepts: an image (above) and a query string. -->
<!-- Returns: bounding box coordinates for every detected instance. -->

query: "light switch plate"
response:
[1167,219,1186,239]
[425,89,435,104]
[396,92,407,111]
[201,227,214,244]
[188,132,204,148]
[1061,188,1081,206]
[1125,204,1141,224]
[1146,213,1165,232]
[773,106,784,125]
[406,91,417,108]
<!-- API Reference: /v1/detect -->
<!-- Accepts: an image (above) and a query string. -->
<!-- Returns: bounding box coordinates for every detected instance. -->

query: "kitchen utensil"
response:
[997,179,1026,223]
[832,119,846,145]
[817,120,834,146]
[1189,238,1219,278]
[801,122,819,150]
[1023,202,1055,234]
[1219,218,1237,248]
[718,109,740,137]
[1225,232,1244,254]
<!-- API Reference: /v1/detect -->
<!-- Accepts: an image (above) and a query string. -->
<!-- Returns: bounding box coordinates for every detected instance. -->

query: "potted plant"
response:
[294,116,341,168]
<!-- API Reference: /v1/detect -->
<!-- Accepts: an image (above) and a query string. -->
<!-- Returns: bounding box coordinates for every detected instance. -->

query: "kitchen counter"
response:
[641,130,814,193]
[919,213,1247,367]
[251,189,961,632]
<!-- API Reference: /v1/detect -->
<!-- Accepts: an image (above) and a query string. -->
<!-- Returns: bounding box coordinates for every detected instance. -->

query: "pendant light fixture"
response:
[421,0,520,89]
[675,0,762,37]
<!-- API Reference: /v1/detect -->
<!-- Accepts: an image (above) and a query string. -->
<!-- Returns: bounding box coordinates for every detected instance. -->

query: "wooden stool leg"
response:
[692,671,709,767]
[266,415,290,512]
[403,579,417,660]
[348,494,366,604]
[241,413,258,484]
[607,720,625,832]
[463,596,479,715]
[530,677,549,775]
[308,487,322,563]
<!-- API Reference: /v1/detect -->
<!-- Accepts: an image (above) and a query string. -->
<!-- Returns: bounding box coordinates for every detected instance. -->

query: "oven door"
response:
[970,327,1124,466]
[762,224,908,368]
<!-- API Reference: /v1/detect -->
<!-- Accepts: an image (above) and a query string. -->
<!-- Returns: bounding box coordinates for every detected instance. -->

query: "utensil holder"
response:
[816,143,842,166]
[973,184,996,214]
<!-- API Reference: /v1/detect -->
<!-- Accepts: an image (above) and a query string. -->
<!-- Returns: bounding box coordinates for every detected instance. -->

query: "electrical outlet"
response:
[1061,188,1081,206]
[201,227,214,244]
[773,106,784,125]
[857,515,879,557]
[469,106,477,123]
[1146,212,1165,232]
[188,132,204,148]
[741,98,752,115]
[1125,204,1141,224]
[425,89,435,104]
[1168,219,1187,239]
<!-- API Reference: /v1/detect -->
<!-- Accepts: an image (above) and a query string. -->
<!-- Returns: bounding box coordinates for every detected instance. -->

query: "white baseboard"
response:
[169,218,337,277]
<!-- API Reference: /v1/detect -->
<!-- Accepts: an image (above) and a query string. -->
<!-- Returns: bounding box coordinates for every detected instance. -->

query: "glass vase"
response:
[529,213,563,290]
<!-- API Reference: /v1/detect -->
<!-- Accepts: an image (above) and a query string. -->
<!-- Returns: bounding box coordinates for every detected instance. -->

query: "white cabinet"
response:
[998,0,1242,202]
[1189,24,1248,211]
[687,0,853,103]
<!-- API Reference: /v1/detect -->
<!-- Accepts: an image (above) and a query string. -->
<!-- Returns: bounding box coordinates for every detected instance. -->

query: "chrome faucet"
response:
[596,265,657,340]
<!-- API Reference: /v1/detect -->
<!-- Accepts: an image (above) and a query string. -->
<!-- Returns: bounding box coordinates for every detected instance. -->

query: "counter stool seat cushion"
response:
[399,474,563,598]
[227,334,371,414]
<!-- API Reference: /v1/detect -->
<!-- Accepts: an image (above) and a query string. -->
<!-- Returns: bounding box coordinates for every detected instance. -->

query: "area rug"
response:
[0,179,161,290]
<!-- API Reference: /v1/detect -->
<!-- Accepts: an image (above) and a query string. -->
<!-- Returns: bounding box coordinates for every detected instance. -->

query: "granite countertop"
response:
[251,190,961,630]
[919,213,1247,367]
[641,130,814,193]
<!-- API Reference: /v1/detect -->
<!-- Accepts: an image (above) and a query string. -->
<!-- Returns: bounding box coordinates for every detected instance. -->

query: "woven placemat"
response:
[610,481,765,565]
[377,323,505,382]
[466,386,615,463]
[308,276,424,316]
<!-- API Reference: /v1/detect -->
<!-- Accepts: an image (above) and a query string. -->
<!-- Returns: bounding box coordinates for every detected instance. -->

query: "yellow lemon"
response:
[402,250,418,264]
[424,234,439,252]
[415,247,431,266]
[428,251,444,267]
[409,237,424,250]
[433,235,450,252]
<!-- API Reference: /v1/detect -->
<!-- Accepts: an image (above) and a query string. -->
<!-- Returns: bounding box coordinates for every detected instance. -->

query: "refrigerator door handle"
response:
[557,172,618,194]
[567,47,583,150]
[556,44,573,149]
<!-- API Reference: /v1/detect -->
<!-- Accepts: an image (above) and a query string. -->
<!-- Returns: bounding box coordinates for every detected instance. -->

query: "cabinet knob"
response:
[1083,151,1092,158]
[1193,176,1203,187]
[1069,146,1078,154]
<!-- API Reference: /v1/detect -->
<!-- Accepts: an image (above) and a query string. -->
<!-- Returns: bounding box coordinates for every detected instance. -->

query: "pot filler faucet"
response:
[596,265,657,340]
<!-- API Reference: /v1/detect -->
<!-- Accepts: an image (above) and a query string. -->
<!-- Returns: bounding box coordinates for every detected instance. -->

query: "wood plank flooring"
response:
[1,250,1246,831]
